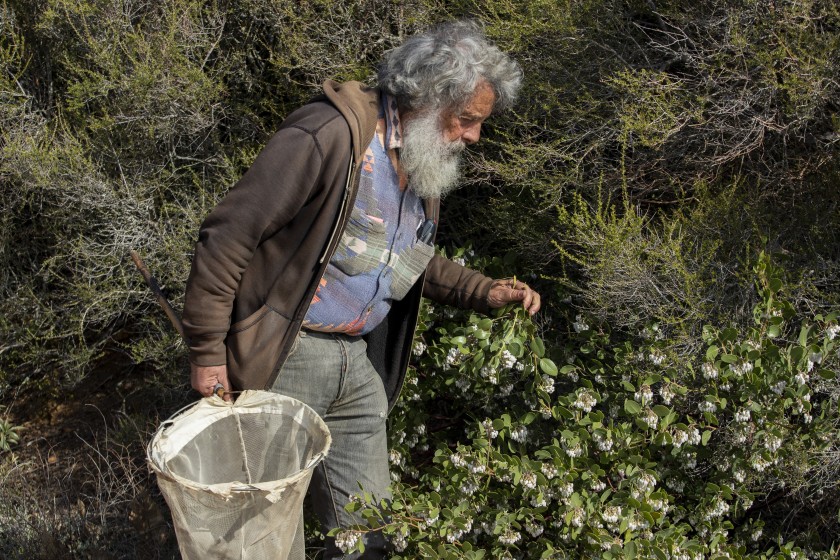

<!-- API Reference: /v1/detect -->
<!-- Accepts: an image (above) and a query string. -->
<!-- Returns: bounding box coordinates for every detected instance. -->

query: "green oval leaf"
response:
[539,358,558,376]
[706,345,719,360]
[531,337,546,358]
[624,399,642,415]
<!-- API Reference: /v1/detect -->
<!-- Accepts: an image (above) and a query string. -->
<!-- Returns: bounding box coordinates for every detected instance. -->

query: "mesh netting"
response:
[148,390,331,560]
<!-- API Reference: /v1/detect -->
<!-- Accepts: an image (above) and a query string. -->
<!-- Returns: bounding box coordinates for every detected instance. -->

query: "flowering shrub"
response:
[333,251,839,559]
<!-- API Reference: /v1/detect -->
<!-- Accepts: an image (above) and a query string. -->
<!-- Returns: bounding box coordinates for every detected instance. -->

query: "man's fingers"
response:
[520,288,533,310]
[528,291,542,315]
[191,364,232,401]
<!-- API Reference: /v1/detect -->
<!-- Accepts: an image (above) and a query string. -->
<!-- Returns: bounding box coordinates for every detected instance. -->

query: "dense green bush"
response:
[341,250,839,558]
[1,0,838,557]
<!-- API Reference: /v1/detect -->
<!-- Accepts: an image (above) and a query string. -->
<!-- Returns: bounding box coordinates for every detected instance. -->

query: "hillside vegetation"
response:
[1,1,838,558]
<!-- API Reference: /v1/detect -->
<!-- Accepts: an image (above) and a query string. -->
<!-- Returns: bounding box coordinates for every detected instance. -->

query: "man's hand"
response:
[191,363,232,402]
[487,277,541,315]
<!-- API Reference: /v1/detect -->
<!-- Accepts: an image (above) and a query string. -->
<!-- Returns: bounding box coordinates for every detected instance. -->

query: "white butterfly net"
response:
[147,390,331,560]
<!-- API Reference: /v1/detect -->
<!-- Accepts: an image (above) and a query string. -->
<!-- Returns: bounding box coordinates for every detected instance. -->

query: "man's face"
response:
[440,81,496,146]
[401,82,496,199]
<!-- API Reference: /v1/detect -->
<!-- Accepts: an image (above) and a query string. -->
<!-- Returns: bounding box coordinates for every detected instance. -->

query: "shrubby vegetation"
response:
[0,0,838,558]
[342,250,840,558]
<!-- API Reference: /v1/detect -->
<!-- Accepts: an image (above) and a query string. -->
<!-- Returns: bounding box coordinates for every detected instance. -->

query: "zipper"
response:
[319,157,356,264]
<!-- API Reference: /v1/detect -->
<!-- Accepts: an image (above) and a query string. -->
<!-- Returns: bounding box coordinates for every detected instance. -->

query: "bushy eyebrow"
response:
[460,110,488,121]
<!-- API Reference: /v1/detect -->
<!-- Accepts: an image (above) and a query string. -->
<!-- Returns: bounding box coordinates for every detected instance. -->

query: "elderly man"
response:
[182,20,540,558]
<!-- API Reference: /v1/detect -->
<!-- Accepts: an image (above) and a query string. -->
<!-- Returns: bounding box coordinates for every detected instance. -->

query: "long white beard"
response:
[399,111,465,200]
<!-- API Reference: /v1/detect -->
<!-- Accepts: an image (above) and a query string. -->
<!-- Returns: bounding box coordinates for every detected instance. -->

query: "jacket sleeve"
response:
[182,126,327,366]
[422,254,494,314]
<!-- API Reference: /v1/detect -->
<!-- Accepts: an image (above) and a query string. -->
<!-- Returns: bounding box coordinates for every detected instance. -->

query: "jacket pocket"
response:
[226,304,293,390]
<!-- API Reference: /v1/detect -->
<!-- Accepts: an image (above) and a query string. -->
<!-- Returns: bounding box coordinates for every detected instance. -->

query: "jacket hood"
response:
[322,80,380,164]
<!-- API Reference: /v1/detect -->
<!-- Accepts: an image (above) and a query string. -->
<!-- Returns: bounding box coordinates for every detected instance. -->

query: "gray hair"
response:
[377,20,522,113]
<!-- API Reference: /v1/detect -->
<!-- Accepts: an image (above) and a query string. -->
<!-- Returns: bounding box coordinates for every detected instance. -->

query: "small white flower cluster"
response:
[634,384,653,404]
[641,408,659,430]
[733,468,746,483]
[500,349,517,369]
[558,481,575,499]
[452,256,466,266]
[562,437,582,457]
[671,428,689,448]
[541,463,558,479]
[480,365,498,384]
[525,520,544,537]
[592,431,613,452]
[450,452,467,468]
[510,425,529,443]
[704,497,730,520]
[735,408,751,422]
[806,352,822,372]
[445,518,472,543]
[530,493,548,508]
[482,418,498,439]
[698,400,717,414]
[763,434,782,453]
[460,480,479,495]
[498,528,521,546]
[659,383,675,405]
[391,531,408,552]
[445,347,461,369]
[826,324,840,340]
[770,380,786,395]
[672,553,704,560]
[564,356,580,381]
[601,505,621,523]
[521,470,537,490]
[648,350,666,366]
[539,374,555,394]
[793,372,809,386]
[455,375,471,392]
[389,449,404,467]
[641,325,664,340]
[750,454,771,472]
[732,427,748,445]
[635,472,657,494]
[729,361,753,377]
[590,479,606,492]
[500,383,514,396]
[570,506,585,527]
[539,401,552,419]
[649,496,669,513]
[667,477,685,493]
[688,427,701,445]
[627,513,649,531]
[469,461,486,474]
[702,362,719,380]
[573,389,597,412]
[335,530,362,554]
[573,314,589,333]
[412,341,426,356]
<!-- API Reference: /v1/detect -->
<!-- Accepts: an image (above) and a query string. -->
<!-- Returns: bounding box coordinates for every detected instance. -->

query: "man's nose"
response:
[461,123,482,145]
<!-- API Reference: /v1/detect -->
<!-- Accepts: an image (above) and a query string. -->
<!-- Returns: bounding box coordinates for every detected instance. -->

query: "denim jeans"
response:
[271,330,391,559]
